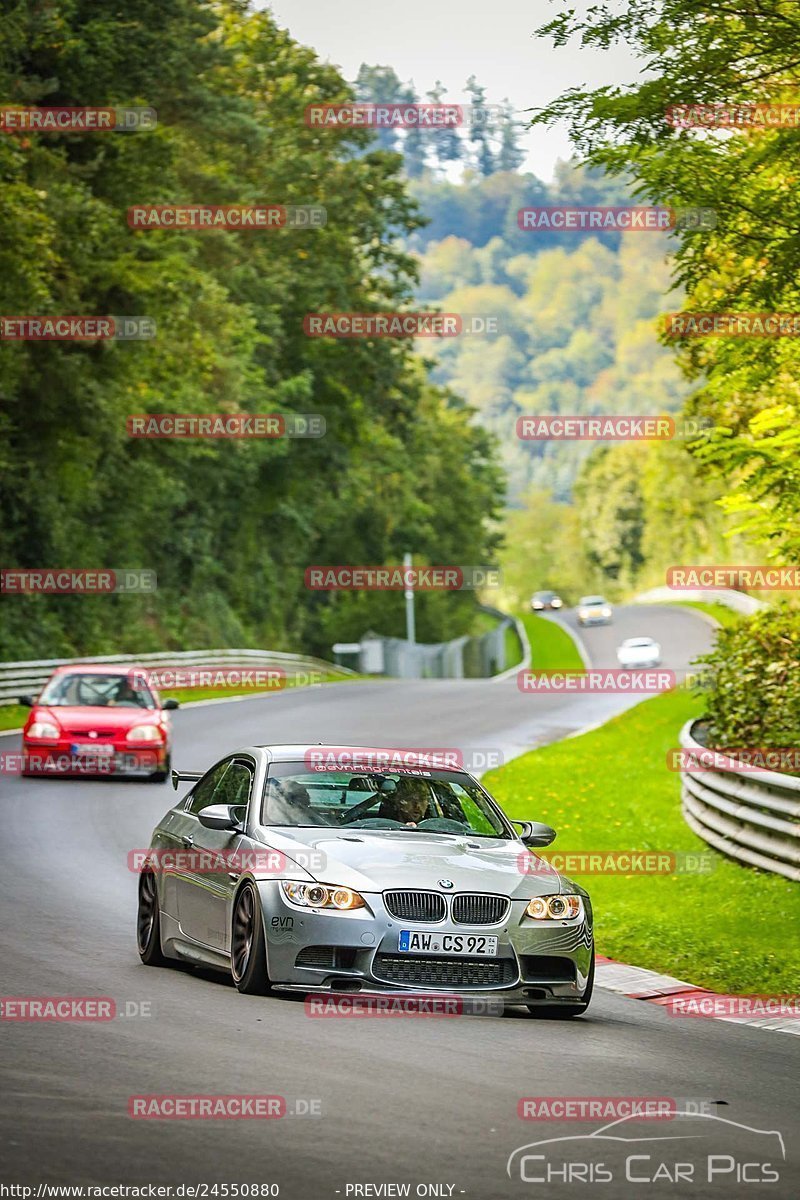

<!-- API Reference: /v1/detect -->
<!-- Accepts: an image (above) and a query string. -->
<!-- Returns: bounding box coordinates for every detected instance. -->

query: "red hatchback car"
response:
[20,664,178,781]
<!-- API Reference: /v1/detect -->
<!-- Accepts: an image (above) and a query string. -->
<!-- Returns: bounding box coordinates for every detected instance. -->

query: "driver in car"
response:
[379,776,430,827]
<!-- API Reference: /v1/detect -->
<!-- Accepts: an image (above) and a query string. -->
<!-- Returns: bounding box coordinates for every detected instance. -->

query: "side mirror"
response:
[197,803,244,832]
[162,698,180,710]
[18,695,35,707]
[514,820,557,847]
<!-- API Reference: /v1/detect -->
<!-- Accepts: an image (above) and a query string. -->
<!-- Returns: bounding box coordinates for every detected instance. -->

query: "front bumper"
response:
[22,741,166,777]
[260,882,593,1005]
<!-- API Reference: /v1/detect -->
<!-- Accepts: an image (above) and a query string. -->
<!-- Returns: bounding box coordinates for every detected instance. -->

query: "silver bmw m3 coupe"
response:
[136,745,594,1016]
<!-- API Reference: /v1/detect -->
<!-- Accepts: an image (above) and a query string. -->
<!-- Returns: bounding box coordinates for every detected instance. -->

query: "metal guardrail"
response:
[0,648,356,706]
[679,719,800,882]
[339,604,519,680]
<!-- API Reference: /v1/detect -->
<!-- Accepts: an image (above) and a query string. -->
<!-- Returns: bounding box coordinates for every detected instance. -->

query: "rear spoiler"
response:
[172,769,203,791]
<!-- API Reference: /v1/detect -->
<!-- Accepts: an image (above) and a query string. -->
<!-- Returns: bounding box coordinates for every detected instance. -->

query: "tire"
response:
[527,949,594,1019]
[231,883,271,995]
[149,752,171,784]
[137,871,169,966]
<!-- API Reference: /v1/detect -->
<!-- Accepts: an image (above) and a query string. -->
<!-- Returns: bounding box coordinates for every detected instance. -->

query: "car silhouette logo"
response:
[438,879,454,889]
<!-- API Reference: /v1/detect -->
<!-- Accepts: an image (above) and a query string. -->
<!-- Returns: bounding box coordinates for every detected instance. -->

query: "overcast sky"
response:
[264,0,641,181]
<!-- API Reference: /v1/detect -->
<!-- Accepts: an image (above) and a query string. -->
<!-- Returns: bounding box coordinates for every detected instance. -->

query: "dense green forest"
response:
[3,0,797,660]
[0,1,503,659]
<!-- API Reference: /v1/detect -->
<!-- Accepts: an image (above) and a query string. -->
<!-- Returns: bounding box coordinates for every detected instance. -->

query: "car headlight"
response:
[281,881,366,911]
[126,725,163,742]
[601,607,611,617]
[551,598,562,608]
[27,720,60,740]
[532,601,543,609]
[526,895,584,920]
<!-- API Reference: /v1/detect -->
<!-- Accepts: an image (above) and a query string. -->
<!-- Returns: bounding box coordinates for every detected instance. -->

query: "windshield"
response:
[39,673,157,709]
[580,596,605,606]
[261,763,511,838]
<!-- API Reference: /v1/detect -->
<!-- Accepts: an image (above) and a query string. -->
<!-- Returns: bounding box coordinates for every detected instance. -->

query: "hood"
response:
[32,705,163,735]
[260,826,563,897]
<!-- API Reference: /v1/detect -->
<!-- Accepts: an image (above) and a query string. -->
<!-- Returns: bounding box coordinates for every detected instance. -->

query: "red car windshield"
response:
[39,673,157,709]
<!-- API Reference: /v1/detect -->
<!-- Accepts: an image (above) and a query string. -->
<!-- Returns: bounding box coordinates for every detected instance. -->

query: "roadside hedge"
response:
[694,604,800,750]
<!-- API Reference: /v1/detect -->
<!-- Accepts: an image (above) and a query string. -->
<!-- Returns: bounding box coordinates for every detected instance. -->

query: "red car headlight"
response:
[27,720,60,740]
[126,725,164,743]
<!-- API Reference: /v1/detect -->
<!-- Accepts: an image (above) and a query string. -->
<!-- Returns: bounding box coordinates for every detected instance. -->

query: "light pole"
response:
[403,551,416,644]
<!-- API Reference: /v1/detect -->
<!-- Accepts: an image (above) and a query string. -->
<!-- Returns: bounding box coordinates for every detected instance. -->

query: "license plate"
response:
[398,930,498,957]
[70,743,114,757]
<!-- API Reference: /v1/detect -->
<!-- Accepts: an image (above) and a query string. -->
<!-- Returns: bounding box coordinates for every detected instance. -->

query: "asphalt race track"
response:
[1,606,798,1197]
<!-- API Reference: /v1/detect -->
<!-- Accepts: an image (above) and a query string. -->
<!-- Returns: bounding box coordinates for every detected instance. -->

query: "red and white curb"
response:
[597,954,800,1035]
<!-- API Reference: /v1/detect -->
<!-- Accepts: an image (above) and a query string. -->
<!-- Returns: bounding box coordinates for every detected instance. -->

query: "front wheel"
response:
[149,752,171,783]
[527,949,594,1019]
[231,883,271,994]
[137,871,168,965]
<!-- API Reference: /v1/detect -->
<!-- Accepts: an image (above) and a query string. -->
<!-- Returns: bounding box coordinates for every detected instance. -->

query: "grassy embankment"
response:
[485,685,799,993]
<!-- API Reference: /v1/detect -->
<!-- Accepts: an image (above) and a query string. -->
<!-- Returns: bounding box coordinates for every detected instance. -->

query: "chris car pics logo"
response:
[507,1112,785,1186]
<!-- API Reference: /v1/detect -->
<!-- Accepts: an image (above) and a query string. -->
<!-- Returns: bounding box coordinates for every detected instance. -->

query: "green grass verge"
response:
[0,705,30,732]
[519,611,584,671]
[484,687,800,993]
[660,600,742,628]
[503,621,524,670]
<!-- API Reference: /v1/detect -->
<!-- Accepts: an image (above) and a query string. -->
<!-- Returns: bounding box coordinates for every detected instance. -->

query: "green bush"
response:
[695,604,800,750]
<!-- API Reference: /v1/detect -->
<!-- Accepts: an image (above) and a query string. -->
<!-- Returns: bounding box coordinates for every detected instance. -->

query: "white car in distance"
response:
[616,637,662,668]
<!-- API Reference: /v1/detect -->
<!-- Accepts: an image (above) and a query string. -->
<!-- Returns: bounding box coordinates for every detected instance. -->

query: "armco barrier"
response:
[0,648,356,707]
[679,719,800,882]
[342,604,523,680]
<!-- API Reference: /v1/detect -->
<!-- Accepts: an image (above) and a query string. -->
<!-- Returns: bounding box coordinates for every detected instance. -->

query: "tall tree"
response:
[426,80,464,172]
[497,99,525,172]
[465,75,496,177]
